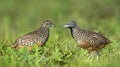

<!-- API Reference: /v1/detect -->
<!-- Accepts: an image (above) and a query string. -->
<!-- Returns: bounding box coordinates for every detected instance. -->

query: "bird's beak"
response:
[51,24,56,27]
[64,24,70,28]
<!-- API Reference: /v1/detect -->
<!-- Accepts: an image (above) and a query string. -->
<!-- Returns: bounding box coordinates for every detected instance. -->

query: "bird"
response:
[12,20,55,50]
[64,20,111,58]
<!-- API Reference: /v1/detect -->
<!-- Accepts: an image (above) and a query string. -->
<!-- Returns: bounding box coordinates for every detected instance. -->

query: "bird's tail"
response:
[11,42,18,48]
[11,45,16,48]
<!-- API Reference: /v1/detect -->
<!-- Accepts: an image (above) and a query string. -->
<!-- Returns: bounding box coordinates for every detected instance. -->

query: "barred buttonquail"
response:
[64,20,111,57]
[12,20,55,50]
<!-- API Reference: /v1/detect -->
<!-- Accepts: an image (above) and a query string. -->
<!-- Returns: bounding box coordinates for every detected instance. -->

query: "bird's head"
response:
[42,20,55,28]
[64,20,77,28]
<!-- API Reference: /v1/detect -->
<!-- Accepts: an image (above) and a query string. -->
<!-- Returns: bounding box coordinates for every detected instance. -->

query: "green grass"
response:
[0,0,120,67]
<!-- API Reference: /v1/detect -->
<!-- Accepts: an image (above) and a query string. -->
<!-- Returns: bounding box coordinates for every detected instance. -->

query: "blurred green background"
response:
[0,0,120,67]
[0,0,120,37]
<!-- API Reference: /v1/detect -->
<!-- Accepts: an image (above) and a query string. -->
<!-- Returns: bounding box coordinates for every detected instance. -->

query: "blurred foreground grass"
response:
[0,0,120,67]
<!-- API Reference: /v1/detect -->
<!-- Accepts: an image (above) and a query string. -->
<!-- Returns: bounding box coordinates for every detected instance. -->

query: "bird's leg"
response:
[94,50,100,60]
[87,50,100,60]
[28,46,33,51]
[90,50,100,60]
[87,51,93,60]
[87,51,90,57]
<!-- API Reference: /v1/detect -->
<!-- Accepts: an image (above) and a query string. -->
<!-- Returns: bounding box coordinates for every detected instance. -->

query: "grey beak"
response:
[64,24,70,28]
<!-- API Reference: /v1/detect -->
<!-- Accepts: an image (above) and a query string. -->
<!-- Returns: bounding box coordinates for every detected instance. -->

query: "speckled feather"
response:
[72,27,111,50]
[65,21,111,51]
[12,20,54,48]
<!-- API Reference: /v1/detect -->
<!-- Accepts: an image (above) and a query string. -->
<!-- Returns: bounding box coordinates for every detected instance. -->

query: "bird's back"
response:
[12,27,49,48]
[72,28,111,49]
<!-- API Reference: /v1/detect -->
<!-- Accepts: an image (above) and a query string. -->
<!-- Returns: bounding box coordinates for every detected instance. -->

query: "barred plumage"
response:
[12,20,55,50]
[64,20,111,58]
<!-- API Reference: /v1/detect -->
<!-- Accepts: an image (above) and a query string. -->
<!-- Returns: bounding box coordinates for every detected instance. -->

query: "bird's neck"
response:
[70,26,79,37]
[39,27,49,34]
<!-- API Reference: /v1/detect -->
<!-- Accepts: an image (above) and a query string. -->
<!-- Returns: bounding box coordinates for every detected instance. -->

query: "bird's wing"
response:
[88,33,110,46]
[13,33,38,46]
